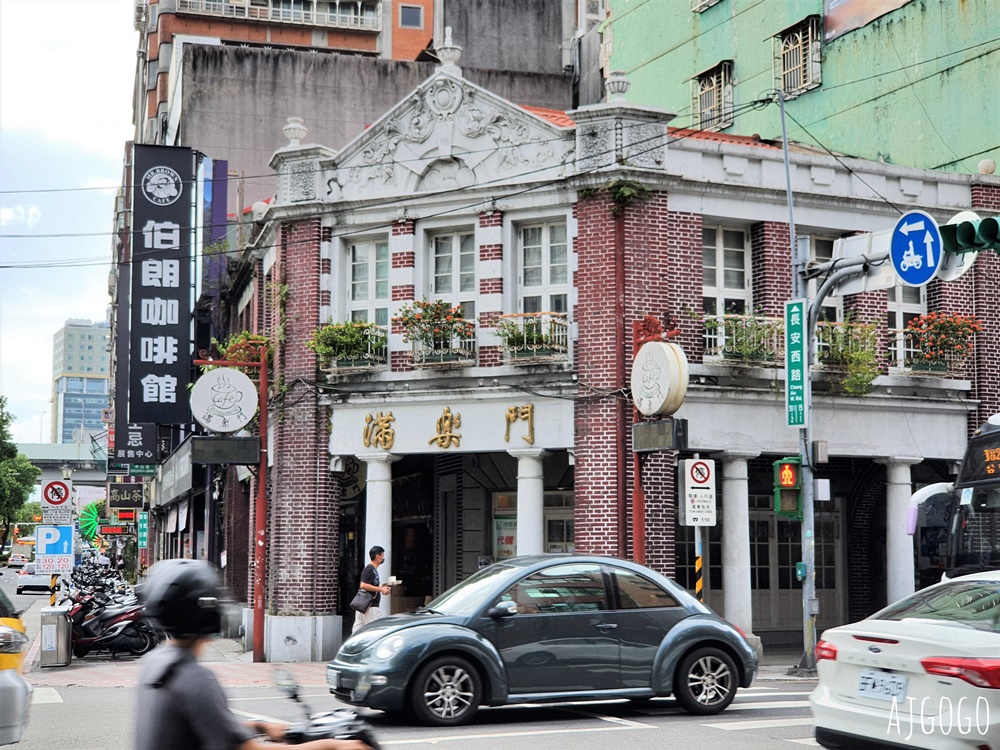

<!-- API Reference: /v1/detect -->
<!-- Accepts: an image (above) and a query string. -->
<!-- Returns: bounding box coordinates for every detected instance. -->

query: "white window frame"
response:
[690,0,723,11]
[430,230,477,323]
[346,238,390,327]
[887,282,927,369]
[701,225,750,317]
[692,61,733,131]
[808,236,842,322]
[517,221,570,315]
[775,17,822,97]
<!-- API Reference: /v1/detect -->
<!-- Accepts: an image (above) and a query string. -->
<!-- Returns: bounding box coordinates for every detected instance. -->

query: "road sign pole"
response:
[781,93,818,674]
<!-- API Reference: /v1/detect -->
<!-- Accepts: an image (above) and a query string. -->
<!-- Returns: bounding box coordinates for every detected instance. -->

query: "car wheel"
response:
[410,655,482,726]
[674,646,738,715]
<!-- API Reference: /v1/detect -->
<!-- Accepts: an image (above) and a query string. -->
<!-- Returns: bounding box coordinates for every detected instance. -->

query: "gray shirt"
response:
[134,642,254,750]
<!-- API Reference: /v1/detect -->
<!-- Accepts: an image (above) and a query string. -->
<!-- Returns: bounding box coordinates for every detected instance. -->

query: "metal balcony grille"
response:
[777,17,822,96]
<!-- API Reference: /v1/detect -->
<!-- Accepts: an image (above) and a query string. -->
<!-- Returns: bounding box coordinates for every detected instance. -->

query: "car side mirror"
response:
[488,600,519,618]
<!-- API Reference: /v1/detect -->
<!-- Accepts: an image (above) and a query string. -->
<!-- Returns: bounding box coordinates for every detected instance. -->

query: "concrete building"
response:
[186,39,999,659]
[50,320,110,446]
[604,0,999,174]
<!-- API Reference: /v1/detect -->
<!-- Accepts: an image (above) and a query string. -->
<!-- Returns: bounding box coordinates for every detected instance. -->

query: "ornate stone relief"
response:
[288,161,316,202]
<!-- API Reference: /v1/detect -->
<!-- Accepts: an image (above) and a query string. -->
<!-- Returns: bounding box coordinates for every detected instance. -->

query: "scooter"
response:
[68,595,158,658]
[275,671,380,748]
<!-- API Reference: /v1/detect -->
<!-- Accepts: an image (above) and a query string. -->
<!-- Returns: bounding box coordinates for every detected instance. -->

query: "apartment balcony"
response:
[888,329,973,378]
[176,0,382,32]
[315,324,388,375]
[496,313,570,363]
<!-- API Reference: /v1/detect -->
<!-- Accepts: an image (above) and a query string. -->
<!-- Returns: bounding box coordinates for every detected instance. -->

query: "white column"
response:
[879,457,921,604]
[358,452,400,616]
[509,448,549,556]
[721,452,758,637]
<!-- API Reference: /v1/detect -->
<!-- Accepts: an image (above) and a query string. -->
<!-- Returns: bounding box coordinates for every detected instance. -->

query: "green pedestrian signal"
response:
[940,215,1000,254]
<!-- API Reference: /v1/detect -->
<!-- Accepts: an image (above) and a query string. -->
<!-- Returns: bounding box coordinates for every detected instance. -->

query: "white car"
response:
[811,571,1000,749]
[15,564,58,596]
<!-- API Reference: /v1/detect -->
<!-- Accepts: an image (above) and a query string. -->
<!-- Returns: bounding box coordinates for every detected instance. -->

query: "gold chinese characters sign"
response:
[359,404,538,451]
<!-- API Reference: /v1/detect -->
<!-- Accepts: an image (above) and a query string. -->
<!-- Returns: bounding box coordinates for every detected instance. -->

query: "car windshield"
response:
[422,563,517,616]
[874,580,1000,632]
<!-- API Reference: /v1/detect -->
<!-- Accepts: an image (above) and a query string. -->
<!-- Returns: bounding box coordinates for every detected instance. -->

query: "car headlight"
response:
[0,626,27,654]
[374,635,405,660]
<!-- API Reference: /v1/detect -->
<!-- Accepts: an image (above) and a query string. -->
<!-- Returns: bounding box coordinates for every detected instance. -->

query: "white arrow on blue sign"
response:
[36,525,74,555]
[890,210,943,287]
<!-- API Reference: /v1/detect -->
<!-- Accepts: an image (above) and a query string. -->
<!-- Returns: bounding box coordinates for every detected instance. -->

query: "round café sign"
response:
[190,368,258,433]
[630,341,689,417]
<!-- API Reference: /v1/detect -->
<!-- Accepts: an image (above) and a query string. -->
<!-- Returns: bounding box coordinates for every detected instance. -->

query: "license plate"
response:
[857,670,907,701]
[327,669,339,689]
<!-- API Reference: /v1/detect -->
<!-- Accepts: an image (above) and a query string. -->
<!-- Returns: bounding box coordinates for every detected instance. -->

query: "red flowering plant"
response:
[393,299,475,349]
[905,312,982,364]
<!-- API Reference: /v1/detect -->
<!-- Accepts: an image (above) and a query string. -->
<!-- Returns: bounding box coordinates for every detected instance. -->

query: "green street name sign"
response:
[785,299,807,428]
[138,511,149,550]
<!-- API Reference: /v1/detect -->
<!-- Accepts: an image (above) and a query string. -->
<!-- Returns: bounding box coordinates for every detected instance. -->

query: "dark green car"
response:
[328,555,758,726]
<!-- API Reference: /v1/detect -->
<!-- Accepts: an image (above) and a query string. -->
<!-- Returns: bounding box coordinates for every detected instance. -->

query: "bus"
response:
[908,414,1000,587]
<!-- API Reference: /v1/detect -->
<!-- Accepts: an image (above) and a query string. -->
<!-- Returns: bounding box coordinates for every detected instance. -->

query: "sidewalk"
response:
[18,600,813,688]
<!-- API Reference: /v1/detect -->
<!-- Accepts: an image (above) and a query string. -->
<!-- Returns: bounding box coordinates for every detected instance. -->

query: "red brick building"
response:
[224,50,999,659]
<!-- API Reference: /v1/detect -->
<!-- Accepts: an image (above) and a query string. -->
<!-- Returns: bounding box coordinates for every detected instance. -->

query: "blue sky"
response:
[0,0,135,442]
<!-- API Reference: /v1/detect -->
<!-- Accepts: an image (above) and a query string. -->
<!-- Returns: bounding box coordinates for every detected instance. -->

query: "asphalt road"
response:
[15,675,821,749]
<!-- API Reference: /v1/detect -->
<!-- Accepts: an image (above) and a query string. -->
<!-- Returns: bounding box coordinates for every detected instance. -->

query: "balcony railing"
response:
[703,314,783,363]
[176,0,382,32]
[815,320,877,369]
[317,324,387,373]
[412,333,477,368]
[496,313,569,362]
[888,329,972,377]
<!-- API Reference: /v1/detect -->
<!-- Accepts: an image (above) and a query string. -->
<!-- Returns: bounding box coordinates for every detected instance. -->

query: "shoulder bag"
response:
[350,589,375,613]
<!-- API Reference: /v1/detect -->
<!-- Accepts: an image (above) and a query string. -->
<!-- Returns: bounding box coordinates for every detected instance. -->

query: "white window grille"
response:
[692,62,733,131]
[775,17,822,96]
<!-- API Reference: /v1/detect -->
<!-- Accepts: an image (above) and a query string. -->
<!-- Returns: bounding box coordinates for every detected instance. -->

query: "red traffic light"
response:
[778,462,799,488]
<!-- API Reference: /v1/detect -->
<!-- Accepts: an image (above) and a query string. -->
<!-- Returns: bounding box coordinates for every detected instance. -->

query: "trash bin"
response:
[39,606,72,668]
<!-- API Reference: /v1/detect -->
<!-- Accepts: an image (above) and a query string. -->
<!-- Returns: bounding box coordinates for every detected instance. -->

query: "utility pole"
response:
[779,92,817,674]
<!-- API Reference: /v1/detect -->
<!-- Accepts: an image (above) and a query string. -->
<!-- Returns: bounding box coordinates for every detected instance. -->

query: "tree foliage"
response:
[0,397,42,549]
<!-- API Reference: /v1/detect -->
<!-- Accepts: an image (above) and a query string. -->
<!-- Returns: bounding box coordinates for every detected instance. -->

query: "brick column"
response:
[390,219,416,372]
[750,221,792,317]
[971,183,1000,426]
[269,218,340,617]
[478,210,504,367]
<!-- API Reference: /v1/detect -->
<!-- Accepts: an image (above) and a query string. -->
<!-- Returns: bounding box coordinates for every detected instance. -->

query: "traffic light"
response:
[773,456,802,520]
[940,216,1000,254]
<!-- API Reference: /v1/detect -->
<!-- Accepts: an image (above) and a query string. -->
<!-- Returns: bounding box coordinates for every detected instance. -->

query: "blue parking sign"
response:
[36,525,74,555]
[890,210,942,286]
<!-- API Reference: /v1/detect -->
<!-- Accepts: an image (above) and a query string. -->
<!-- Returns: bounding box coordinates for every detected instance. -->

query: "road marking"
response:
[787,739,819,746]
[704,717,815,731]
[32,687,63,704]
[727,700,812,711]
[558,706,657,728]
[230,708,285,723]
[381,724,657,746]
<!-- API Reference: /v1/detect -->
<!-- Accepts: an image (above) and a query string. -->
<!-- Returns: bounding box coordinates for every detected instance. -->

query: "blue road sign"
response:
[36,525,74,555]
[890,210,943,286]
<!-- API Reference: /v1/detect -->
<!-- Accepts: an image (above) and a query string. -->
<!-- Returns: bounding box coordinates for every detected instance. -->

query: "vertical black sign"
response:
[130,145,194,424]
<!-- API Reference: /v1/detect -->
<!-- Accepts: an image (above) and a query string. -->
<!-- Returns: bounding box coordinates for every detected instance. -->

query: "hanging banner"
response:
[129,145,194,424]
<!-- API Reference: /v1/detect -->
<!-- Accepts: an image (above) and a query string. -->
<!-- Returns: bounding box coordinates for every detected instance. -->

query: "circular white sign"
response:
[630,341,689,417]
[190,368,258,433]
[43,480,70,506]
[141,165,183,205]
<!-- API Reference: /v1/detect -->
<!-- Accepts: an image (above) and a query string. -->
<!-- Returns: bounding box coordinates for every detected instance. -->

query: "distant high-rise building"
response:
[51,319,110,444]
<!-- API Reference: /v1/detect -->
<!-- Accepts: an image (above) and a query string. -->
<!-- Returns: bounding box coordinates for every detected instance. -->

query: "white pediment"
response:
[321,72,576,203]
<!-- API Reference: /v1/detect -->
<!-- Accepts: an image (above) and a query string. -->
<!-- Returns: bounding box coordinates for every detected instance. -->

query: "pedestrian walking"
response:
[352,546,391,634]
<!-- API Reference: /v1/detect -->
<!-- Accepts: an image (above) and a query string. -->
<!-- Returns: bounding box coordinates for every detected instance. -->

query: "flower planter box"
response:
[910,361,949,374]
[512,347,558,359]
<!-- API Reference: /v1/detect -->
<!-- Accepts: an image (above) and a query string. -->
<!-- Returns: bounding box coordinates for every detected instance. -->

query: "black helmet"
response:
[144,559,223,637]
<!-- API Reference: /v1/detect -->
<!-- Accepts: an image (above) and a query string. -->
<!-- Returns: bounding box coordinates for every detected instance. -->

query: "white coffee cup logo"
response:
[142,166,183,206]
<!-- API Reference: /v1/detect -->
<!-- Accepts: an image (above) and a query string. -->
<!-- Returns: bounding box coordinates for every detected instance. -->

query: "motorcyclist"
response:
[135,559,372,750]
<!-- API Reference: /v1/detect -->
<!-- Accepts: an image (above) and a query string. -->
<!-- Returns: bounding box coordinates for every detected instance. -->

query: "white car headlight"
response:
[374,635,405,660]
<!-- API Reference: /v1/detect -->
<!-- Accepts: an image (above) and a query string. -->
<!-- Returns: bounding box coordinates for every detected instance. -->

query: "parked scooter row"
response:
[59,561,160,659]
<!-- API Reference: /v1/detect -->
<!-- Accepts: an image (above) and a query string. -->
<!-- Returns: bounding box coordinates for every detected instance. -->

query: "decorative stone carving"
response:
[288,161,316,202]
[623,122,667,168]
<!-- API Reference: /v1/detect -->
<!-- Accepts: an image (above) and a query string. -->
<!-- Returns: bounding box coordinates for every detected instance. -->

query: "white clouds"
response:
[0,204,41,227]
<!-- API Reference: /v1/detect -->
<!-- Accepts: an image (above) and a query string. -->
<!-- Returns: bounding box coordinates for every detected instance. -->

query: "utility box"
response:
[39,606,72,668]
